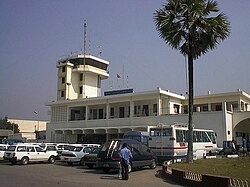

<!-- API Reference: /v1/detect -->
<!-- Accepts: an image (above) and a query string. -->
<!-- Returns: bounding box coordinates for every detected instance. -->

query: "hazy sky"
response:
[0,0,250,121]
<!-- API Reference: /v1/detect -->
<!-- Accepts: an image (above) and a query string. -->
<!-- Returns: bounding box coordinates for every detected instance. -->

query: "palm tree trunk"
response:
[187,52,194,163]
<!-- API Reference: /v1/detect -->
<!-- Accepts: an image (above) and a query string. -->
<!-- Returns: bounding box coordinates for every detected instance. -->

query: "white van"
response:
[0,144,8,160]
[4,144,57,165]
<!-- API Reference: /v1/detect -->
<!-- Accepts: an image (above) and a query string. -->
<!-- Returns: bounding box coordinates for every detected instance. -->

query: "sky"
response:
[0,0,250,121]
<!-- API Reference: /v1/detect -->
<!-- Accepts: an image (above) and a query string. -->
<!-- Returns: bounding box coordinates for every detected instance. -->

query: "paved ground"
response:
[0,161,184,187]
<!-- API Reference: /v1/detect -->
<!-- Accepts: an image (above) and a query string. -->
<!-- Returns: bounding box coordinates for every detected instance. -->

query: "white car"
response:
[0,144,8,160]
[60,145,94,165]
[4,144,57,165]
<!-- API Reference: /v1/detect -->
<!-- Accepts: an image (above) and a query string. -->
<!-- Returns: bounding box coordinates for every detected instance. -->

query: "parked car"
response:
[96,139,157,173]
[3,143,57,165]
[1,138,24,145]
[80,147,101,168]
[0,144,8,160]
[60,145,94,165]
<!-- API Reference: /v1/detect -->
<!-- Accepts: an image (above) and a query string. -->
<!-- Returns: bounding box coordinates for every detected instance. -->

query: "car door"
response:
[140,144,154,165]
[129,142,143,168]
[35,146,47,161]
[26,146,37,161]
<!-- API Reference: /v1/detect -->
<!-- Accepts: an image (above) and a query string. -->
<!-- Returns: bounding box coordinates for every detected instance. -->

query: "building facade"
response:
[9,119,47,142]
[46,53,250,147]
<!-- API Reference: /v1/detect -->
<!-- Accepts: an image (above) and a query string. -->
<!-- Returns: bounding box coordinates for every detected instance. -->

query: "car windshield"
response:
[90,148,100,154]
[67,146,83,152]
[57,145,70,151]
[6,146,16,151]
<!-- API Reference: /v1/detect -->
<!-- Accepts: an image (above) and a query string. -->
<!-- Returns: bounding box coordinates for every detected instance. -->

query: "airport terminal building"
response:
[46,53,250,147]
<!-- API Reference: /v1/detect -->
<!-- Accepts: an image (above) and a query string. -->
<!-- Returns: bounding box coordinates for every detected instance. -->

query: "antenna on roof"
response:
[83,20,87,55]
[97,45,102,57]
[83,20,87,97]
[88,40,91,55]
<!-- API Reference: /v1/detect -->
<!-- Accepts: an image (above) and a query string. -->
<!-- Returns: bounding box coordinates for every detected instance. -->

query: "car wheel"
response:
[48,156,56,164]
[21,157,29,165]
[103,168,110,173]
[149,159,156,169]
[80,158,84,166]
[87,164,93,169]
[128,162,132,173]
[67,162,73,166]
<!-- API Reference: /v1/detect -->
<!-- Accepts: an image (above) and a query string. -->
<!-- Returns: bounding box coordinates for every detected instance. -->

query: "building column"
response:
[157,95,162,116]
[130,99,134,118]
[85,105,88,120]
[106,102,110,119]
[238,99,242,111]
[208,103,212,112]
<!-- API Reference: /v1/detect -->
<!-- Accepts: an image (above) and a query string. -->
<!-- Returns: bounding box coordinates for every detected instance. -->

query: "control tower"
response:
[56,52,109,101]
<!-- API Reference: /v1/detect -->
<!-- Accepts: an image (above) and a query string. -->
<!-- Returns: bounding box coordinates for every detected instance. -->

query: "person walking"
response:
[119,143,132,180]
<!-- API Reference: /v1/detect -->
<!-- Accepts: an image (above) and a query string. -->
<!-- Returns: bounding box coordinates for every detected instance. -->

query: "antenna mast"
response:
[83,20,87,97]
[83,20,87,55]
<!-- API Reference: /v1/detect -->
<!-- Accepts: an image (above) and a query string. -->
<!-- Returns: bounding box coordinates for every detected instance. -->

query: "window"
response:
[119,107,125,118]
[99,109,104,119]
[27,146,35,152]
[62,66,66,72]
[184,106,188,114]
[110,107,114,117]
[143,105,149,116]
[176,130,187,142]
[215,104,222,111]
[174,104,180,113]
[80,73,83,81]
[17,146,26,152]
[134,106,137,115]
[153,104,157,114]
[150,128,172,136]
[93,109,97,119]
[203,105,208,112]
[61,91,65,98]
[79,86,83,94]
[83,147,92,153]
[35,146,44,152]
[62,77,65,84]
[47,146,57,151]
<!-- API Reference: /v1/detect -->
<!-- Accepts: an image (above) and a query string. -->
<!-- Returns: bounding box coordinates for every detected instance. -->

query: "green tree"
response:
[154,0,230,163]
[0,116,20,133]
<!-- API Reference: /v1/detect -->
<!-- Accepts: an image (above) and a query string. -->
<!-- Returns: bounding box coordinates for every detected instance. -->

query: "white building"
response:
[46,53,250,147]
[8,119,47,142]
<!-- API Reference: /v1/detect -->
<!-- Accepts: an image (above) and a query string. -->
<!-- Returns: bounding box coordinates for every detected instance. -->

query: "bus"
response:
[148,124,218,161]
[123,131,149,146]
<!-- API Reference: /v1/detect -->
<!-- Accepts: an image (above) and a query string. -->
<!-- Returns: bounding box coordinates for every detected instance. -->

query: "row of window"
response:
[149,129,214,143]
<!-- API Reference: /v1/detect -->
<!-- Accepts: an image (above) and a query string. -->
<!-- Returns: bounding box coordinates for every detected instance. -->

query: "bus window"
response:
[201,131,210,142]
[163,128,172,136]
[193,131,198,142]
[176,130,186,142]
[207,131,216,144]
[123,131,149,146]
[150,128,172,136]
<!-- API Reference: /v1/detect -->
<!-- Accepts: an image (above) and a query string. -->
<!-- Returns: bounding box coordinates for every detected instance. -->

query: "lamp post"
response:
[34,111,39,142]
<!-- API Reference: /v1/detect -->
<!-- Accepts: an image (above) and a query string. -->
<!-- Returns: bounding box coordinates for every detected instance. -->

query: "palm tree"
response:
[154,0,230,163]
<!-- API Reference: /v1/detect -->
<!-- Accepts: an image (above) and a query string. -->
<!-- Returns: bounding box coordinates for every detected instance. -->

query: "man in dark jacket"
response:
[119,143,133,180]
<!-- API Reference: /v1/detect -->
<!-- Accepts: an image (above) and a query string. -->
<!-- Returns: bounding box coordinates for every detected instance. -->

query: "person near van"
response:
[119,143,132,180]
